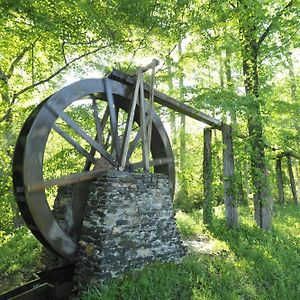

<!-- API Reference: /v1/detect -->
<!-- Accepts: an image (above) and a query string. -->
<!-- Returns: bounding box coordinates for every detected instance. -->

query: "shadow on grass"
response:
[82,205,300,300]
[206,206,300,300]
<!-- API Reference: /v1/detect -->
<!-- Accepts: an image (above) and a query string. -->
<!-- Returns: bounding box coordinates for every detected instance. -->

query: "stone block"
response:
[74,171,185,292]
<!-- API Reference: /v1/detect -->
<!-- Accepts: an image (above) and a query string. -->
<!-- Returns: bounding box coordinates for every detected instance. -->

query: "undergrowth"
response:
[0,227,42,293]
[81,204,300,300]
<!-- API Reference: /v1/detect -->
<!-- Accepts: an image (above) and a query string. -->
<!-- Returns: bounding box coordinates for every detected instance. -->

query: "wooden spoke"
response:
[139,72,150,171]
[46,103,114,165]
[104,79,121,163]
[27,169,107,192]
[119,70,142,170]
[53,124,97,164]
[129,157,172,171]
[91,96,104,146]
[83,105,111,171]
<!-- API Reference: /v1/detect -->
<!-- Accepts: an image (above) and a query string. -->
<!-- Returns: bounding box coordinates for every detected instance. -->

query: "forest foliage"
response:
[0,0,299,296]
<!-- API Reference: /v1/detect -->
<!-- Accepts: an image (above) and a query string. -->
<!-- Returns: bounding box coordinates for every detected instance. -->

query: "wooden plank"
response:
[203,127,213,225]
[222,124,239,228]
[27,169,107,192]
[47,103,113,164]
[275,156,285,206]
[119,71,141,170]
[147,59,156,149]
[108,69,222,129]
[104,78,121,163]
[141,59,159,73]
[52,124,97,164]
[139,72,150,171]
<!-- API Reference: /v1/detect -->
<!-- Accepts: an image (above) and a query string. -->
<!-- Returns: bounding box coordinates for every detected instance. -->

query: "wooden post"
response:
[222,124,239,228]
[287,154,299,205]
[203,128,213,225]
[119,71,141,170]
[275,156,285,206]
[139,72,150,171]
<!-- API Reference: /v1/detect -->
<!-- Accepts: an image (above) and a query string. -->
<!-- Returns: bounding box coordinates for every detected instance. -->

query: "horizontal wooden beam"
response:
[27,169,106,192]
[108,69,222,129]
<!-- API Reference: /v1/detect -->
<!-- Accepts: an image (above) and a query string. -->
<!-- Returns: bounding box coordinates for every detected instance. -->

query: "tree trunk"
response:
[178,42,186,192]
[224,49,247,205]
[222,124,239,227]
[203,127,213,225]
[241,37,273,230]
[243,158,251,200]
[275,157,285,206]
[166,56,177,146]
[286,50,297,102]
[287,155,299,205]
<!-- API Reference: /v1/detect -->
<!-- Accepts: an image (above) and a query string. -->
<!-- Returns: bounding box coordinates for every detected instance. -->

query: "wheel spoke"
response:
[91,96,104,146]
[104,79,121,163]
[27,168,108,192]
[84,105,111,171]
[46,103,114,165]
[53,124,97,164]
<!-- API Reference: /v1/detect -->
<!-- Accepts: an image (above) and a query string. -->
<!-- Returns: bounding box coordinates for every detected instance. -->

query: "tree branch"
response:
[7,45,32,79]
[12,40,133,100]
[0,66,8,83]
[258,0,294,46]
[125,24,156,73]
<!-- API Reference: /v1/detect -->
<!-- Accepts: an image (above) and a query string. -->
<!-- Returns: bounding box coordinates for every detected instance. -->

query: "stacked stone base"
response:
[74,171,185,291]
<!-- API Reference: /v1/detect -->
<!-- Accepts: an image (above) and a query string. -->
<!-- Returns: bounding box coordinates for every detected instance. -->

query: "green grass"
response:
[0,227,42,294]
[81,204,300,300]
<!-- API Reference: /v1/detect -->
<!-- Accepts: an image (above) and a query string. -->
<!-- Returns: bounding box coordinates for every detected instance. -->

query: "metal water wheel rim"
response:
[12,78,175,261]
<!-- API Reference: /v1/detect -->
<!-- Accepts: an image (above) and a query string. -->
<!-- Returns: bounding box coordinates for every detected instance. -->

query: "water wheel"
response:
[12,77,175,262]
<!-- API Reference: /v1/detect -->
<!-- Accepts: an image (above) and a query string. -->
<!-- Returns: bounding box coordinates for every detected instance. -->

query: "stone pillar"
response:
[74,171,185,291]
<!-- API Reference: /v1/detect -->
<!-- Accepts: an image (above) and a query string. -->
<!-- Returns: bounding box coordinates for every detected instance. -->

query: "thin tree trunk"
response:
[243,158,251,200]
[295,161,300,197]
[222,124,239,227]
[276,157,285,206]
[224,50,247,205]
[203,128,213,225]
[287,155,299,205]
[166,57,177,146]
[286,50,297,102]
[178,42,186,191]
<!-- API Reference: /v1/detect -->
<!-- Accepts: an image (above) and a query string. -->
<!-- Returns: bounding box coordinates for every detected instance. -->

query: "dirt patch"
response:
[183,235,215,254]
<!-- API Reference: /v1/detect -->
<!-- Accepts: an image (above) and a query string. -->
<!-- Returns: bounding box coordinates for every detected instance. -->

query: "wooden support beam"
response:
[287,154,299,205]
[275,157,285,206]
[222,124,239,228]
[141,59,159,73]
[139,72,150,171]
[147,59,156,149]
[203,127,213,225]
[108,69,222,129]
[119,71,141,170]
